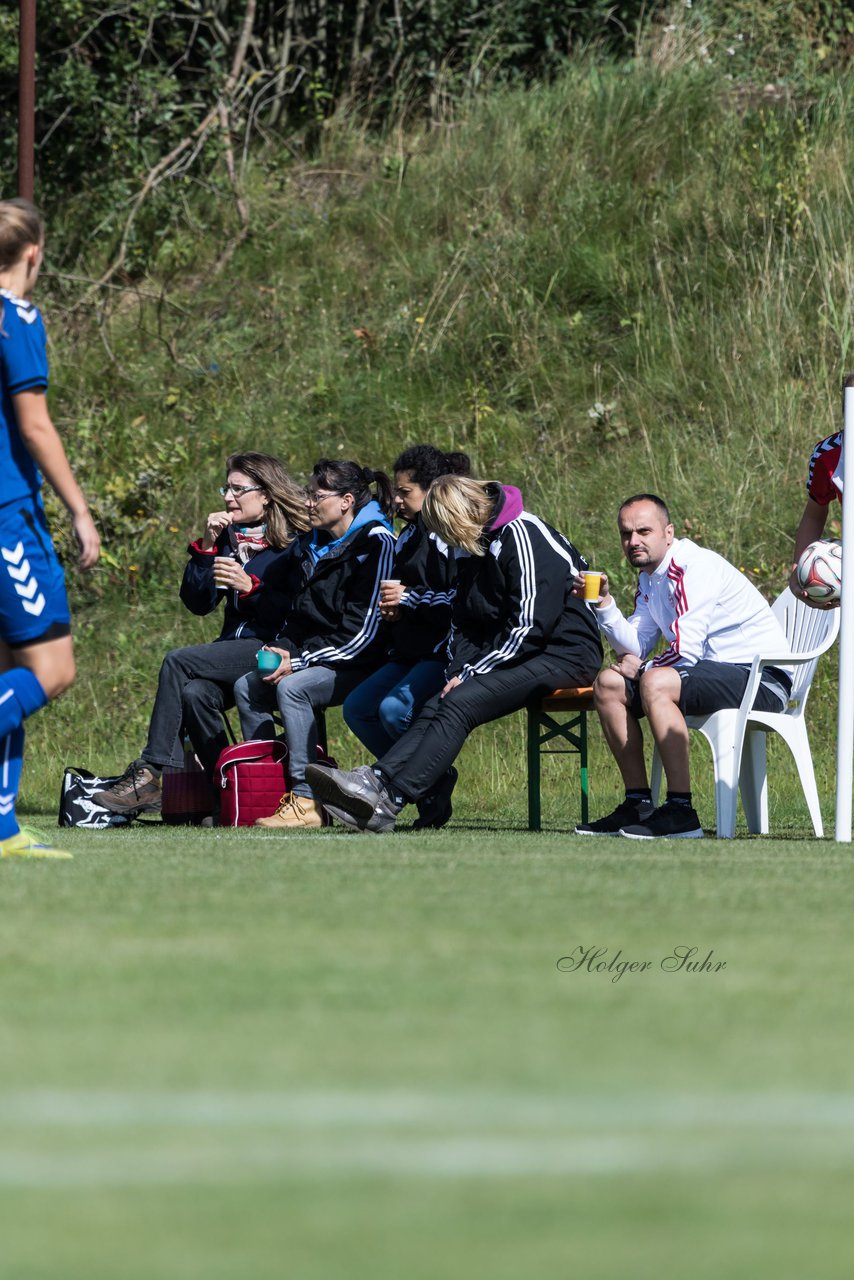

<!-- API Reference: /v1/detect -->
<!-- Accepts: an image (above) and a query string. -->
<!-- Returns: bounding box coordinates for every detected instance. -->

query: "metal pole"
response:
[834,375,854,841]
[18,0,36,201]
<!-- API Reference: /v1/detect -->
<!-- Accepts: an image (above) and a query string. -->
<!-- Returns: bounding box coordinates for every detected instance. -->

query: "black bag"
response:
[58,767,132,829]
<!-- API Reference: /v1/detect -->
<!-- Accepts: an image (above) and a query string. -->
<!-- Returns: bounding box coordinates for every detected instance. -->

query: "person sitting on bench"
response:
[305,475,603,832]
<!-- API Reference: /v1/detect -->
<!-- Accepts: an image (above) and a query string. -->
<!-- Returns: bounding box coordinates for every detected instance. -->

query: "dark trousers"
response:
[141,638,260,777]
[378,652,594,801]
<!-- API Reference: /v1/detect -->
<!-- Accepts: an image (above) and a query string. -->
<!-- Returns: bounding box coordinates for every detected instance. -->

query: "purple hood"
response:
[485,483,524,532]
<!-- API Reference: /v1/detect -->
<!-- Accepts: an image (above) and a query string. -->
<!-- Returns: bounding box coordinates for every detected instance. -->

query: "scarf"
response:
[227,522,269,565]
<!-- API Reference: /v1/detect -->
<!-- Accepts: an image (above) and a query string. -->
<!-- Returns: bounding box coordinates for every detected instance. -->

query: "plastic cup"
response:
[256,648,282,674]
[381,579,402,590]
[582,571,602,602]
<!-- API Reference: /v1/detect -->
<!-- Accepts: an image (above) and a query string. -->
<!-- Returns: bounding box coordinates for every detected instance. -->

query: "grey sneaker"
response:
[322,800,397,834]
[306,762,401,830]
[95,759,162,814]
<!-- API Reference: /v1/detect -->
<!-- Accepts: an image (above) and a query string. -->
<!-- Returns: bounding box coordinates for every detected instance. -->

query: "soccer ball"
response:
[795,539,842,602]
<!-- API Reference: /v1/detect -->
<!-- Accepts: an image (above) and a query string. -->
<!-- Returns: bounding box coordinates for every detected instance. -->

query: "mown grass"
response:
[2,825,854,1277]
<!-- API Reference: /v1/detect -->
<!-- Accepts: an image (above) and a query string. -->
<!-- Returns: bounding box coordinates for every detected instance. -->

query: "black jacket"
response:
[447,486,603,683]
[387,516,455,661]
[180,534,301,642]
[276,518,396,670]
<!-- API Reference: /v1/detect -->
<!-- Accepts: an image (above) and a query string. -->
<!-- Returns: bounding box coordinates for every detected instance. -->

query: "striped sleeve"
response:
[292,527,395,668]
[458,520,538,681]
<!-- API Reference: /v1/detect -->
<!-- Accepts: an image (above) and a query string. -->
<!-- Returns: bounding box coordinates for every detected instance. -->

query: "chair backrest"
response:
[771,588,840,715]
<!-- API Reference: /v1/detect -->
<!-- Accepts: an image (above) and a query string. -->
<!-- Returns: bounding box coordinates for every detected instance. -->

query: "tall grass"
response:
[29,60,854,822]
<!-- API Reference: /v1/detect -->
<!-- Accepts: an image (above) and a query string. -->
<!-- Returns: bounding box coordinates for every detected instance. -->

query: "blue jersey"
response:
[0,287,46,507]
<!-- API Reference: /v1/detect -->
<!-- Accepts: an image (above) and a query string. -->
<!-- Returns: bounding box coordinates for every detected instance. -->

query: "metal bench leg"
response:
[579,710,589,824]
[527,709,542,832]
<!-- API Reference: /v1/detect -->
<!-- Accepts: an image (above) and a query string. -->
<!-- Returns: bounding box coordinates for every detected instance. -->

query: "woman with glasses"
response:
[96,452,308,815]
[234,459,395,829]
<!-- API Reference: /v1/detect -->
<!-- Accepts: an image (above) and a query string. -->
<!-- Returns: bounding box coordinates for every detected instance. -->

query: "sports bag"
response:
[215,739,290,827]
[161,750,218,826]
[214,739,339,827]
[58,767,132,829]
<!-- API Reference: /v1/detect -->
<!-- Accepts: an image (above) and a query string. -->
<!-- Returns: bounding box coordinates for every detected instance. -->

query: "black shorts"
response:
[625,659,792,720]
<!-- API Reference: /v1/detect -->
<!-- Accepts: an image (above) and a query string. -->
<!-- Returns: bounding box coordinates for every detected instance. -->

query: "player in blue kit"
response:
[0,199,100,858]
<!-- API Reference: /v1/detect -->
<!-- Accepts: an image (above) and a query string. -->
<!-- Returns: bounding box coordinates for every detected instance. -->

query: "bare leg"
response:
[639,667,690,792]
[593,666,648,789]
[0,634,76,698]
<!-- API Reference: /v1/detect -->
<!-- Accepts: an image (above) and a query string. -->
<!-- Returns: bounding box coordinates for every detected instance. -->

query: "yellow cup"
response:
[582,571,602,601]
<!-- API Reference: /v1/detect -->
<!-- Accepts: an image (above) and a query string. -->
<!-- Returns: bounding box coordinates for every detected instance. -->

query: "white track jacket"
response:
[595,538,790,674]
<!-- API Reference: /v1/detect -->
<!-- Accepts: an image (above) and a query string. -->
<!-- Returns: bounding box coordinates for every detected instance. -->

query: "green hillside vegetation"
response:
[28,52,852,827]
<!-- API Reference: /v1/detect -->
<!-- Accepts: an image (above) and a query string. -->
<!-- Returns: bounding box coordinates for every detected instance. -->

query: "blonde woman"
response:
[97,452,308,814]
[307,475,603,832]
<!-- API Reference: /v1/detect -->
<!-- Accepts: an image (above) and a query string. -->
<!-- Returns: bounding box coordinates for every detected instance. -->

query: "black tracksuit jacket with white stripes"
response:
[274,519,396,671]
[446,485,603,684]
[387,515,455,661]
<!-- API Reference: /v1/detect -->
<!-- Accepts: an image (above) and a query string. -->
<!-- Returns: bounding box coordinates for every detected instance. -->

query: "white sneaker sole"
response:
[619,827,705,840]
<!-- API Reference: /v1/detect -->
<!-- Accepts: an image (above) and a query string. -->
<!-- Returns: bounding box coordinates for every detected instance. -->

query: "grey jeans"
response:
[234,664,365,796]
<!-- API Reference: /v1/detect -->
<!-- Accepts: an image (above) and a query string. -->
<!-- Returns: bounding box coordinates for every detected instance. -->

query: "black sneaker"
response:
[619,803,704,840]
[412,767,458,830]
[575,798,654,836]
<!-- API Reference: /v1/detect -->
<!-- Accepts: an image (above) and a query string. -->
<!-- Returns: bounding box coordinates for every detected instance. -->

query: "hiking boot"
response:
[412,766,458,830]
[575,798,654,836]
[619,802,705,840]
[0,830,73,859]
[95,759,162,814]
[255,793,326,829]
[306,762,402,831]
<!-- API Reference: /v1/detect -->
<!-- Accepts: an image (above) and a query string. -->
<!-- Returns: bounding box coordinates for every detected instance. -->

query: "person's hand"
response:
[72,510,101,569]
[440,676,462,698]
[379,602,400,621]
[789,567,840,610]
[202,510,232,550]
[380,581,405,608]
[212,556,253,594]
[261,647,293,683]
[571,570,611,606]
[611,652,644,678]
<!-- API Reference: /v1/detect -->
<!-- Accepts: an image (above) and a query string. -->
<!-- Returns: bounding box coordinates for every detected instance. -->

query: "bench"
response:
[526,686,595,831]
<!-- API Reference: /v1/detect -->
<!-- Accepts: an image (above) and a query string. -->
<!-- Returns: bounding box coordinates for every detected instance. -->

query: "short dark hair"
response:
[392,444,472,489]
[618,493,672,525]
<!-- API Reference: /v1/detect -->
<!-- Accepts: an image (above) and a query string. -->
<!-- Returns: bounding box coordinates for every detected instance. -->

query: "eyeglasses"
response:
[219,484,263,497]
[305,490,338,506]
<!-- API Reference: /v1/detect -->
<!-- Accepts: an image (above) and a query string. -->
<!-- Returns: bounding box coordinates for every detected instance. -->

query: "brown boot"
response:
[95,760,162,814]
[255,793,326,829]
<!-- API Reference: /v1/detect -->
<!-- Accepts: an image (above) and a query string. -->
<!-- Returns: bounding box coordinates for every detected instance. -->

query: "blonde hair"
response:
[421,475,496,556]
[226,451,310,548]
[0,199,43,272]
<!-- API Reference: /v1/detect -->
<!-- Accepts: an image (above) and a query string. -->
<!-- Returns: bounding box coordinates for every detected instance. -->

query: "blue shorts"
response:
[0,498,71,646]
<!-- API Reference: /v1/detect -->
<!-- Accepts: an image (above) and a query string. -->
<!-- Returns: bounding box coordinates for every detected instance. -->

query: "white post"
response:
[834,379,854,841]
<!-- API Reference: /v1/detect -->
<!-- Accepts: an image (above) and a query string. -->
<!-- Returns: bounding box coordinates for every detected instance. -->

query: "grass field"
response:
[2,809,854,1279]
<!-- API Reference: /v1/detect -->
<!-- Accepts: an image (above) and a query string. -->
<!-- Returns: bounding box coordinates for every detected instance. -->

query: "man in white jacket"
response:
[576,494,792,840]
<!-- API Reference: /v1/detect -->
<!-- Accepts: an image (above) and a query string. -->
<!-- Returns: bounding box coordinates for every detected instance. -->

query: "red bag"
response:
[161,749,217,826]
[215,739,290,827]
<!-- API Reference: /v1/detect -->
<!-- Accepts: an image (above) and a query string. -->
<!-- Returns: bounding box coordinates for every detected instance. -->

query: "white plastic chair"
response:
[650,588,839,839]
